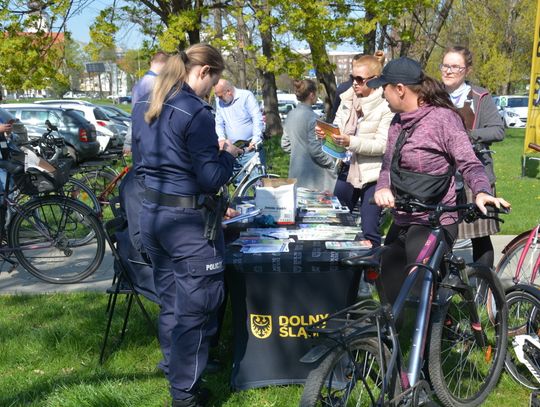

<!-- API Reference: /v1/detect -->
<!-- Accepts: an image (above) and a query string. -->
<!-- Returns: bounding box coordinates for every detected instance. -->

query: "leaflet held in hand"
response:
[316,119,347,159]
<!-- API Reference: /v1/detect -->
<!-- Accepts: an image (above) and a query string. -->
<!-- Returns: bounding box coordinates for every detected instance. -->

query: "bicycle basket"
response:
[14,157,73,196]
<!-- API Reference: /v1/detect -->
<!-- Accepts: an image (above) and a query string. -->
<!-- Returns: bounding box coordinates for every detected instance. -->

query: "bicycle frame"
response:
[514,225,540,284]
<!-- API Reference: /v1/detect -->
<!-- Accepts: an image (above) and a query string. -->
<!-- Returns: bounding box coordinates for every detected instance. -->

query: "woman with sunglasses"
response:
[440,46,505,271]
[324,54,394,248]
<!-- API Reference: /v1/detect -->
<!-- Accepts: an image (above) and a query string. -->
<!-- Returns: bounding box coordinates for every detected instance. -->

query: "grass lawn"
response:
[0,291,532,406]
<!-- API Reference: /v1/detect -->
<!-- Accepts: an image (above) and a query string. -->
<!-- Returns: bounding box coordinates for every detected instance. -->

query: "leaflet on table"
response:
[325,241,372,250]
[240,242,290,254]
[296,189,348,212]
[316,119,347,160]
[292,224,362,241]
[244,227,290,239]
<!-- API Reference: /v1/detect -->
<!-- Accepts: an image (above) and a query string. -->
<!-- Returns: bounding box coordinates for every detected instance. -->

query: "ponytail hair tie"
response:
[180,50,188,63]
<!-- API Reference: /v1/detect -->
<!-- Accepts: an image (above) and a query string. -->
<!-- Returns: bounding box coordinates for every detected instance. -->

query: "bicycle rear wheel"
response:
[429,266,507,407]
[77,168,118,218]
[495,234,540,288]
[235,173,279,199]
[300,338,399,407]
[8,196,105,284]
[505,286,540,390]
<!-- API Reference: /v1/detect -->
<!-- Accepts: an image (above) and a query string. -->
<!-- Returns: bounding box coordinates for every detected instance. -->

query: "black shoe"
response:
[205,358,222,374]
[172,396,202,407]
[171,388,210,407]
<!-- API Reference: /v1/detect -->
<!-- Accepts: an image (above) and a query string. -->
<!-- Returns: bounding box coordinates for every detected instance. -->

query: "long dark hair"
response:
[408,75,459,114]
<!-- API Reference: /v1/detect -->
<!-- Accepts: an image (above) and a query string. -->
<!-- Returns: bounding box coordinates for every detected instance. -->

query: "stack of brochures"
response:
[296,188,349,224]
[231,228,292,253]
[293,224,363,241]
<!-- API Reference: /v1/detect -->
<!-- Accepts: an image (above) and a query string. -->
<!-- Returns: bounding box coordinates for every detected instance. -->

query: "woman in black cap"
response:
[365,57,509,305]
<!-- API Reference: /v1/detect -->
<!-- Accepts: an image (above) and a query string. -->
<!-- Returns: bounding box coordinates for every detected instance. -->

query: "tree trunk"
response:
[234,1,248,89]
[259,22,282,137]
[363,9,376,55]
[308,40,337,122]
[418,0,454,67]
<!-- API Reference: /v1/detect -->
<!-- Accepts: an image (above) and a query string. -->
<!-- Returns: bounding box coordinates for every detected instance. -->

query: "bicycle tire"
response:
[77,168,118,204]
[428,265,508,407]
[505,286,540,390]
[8,196,105,284]
[235,173,279,199]
[300,337,399,407]
[62,177,102,216]
[495,234,540,288]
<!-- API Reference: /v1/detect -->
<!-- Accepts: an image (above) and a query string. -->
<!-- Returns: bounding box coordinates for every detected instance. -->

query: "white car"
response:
[497,95,529,128]
[34,100,123,152]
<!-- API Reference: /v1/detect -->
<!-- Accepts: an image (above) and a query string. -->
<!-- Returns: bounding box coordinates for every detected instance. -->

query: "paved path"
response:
[0,235,516,295]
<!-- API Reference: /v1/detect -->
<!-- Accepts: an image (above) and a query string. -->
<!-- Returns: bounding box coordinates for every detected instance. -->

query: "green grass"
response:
[493,128,540,234]
[0,292,532,406]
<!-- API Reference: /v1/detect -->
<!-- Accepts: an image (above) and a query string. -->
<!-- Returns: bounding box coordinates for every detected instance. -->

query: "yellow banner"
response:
[524,1,540,153]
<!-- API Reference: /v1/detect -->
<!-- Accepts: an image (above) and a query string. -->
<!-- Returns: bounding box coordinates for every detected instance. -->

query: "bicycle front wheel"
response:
[505,286,540,390]
[429,266,507,407]
[496,234,540,288]
[300,338,399,407]
[8,196,105,284]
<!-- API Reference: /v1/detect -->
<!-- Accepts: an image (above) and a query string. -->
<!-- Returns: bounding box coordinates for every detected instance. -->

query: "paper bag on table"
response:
[255,178,297,224]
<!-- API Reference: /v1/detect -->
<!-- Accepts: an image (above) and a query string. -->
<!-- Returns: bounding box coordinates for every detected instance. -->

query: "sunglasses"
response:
[350,74,375,84]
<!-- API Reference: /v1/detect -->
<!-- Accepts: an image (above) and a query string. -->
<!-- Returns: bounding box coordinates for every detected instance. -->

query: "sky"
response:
[65,0,144,49]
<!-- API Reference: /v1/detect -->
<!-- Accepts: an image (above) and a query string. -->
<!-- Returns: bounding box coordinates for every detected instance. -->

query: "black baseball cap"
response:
[367,57,423,88]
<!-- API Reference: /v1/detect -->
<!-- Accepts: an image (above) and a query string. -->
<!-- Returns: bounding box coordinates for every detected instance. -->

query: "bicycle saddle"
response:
[342,246,388,268]
[0,160,24,175]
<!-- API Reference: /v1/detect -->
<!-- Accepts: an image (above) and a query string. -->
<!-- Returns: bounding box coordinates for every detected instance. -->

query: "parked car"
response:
[312,101,325,119]
[496,95,529,128]
[0,104,100,162]
[98,104,131,126]
[0,107,28,145]
[34,100,123,152]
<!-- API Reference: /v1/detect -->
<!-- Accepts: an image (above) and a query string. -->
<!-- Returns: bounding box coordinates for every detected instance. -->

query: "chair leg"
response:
[119,294,134,342]
[100,291,120,364]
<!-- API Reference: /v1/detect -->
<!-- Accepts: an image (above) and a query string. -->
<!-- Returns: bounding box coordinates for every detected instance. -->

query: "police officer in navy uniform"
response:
[131,43,242,407]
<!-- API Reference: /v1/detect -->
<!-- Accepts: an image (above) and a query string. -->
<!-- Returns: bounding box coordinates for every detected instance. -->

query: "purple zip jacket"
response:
[376,105,492,226]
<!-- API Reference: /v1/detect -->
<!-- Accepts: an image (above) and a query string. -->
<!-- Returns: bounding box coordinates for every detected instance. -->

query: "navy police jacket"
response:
[132,83,235,196]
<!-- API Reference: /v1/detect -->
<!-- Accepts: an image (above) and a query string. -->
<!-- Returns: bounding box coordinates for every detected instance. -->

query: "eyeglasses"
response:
[439,64,466,73]
[350,74,375,85]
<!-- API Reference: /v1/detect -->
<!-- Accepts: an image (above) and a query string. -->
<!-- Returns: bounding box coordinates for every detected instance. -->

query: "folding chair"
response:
[99,215,158,364]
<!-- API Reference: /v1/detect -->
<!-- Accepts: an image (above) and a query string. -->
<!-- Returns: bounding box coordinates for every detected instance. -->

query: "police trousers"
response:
[140,200,225,400]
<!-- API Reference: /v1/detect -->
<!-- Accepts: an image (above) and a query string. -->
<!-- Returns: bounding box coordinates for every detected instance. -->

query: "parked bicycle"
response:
[17,121,102,216]
[228,141,279,200]
[0,135,105,284]
[495,144,540,290]
[299,199,508,407]
[504,283,540,390]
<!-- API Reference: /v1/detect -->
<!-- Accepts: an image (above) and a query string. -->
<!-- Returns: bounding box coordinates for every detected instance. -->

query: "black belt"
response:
[144,189,200,208]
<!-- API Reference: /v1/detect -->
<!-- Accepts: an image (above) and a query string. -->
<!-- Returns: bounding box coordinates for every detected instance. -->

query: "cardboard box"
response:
[255,178,297,224]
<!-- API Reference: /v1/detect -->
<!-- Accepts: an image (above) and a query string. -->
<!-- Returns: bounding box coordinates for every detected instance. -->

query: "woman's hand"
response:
[374,188,395,208]
[223,207,240,220]
[475,192,511,215]
[331,133,350,147]
[315,125,325,140]
[0,123,13,133]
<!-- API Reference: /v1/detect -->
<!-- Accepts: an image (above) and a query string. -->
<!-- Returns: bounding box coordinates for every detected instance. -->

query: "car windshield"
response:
[506,97,528,108]
[93,107,111,120]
